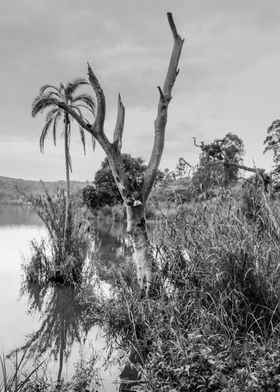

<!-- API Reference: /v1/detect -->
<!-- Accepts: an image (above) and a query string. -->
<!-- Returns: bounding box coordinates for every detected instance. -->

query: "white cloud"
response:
[0,0,280,179]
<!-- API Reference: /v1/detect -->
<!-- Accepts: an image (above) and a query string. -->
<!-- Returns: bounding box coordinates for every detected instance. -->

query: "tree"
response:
[32,79,95,251]
[264,119,280,184]
[175,157,192,179]
[54,13,184,291]
[83,154,147,209]
[192,133,245,194]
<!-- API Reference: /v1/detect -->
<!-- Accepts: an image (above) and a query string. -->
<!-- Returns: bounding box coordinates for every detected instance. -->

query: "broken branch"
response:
[143,12,184,202]
[113,94,125,151]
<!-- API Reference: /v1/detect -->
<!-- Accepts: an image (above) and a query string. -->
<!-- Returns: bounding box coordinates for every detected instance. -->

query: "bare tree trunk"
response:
[57,13,184,290]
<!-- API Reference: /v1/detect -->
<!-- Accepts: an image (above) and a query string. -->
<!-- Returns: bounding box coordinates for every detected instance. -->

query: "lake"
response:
[0,205,129,391]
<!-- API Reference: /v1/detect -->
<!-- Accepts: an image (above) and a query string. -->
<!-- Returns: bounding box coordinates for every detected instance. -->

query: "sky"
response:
[1,0,280,181]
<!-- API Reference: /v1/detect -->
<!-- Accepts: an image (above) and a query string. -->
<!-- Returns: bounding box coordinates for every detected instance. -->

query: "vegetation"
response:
[80,191,280,391]
[0,175,87,205]
[32,79,95,253]
[264,119,280,185]
[83,154,147,210]
[0,350,43,392]
[6,9,280,392]
[192,133,245,195]
[23,188,92,285]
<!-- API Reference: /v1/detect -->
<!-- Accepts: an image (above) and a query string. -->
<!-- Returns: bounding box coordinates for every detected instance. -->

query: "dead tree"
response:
[57,13,184,291]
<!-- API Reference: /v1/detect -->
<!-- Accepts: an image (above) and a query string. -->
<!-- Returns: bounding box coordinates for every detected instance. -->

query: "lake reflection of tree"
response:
[15,281,91,383]
[94,221,133,274]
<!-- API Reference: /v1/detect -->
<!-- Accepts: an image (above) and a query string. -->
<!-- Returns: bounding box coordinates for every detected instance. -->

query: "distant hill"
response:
[0,175,89,204]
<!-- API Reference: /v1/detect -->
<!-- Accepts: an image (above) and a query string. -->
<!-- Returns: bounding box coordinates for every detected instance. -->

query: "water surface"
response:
[0,205,128,390]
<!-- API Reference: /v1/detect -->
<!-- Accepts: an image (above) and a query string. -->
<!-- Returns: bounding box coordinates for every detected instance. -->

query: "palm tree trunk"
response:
[63,114,71,257]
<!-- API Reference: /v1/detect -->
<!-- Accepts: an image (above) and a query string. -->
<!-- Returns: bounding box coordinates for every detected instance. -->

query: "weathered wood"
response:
[50,13,184,290]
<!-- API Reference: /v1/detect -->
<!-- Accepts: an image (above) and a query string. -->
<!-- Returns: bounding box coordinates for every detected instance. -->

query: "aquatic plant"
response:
[0,350,43,392]
[23,188,92,285]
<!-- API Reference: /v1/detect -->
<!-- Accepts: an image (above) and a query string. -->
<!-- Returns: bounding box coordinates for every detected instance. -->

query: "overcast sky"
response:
[1,0,280,181]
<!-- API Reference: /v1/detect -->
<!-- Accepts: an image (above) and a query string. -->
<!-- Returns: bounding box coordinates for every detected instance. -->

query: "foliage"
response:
[82,154,164,211]
[264,119,280,184]
[111,204,126,222]
[70,355,102,392]
[0,175,86,205]
[192,133,245,194]
[32,79,95,158]
[0,350,43,392]
[23,189,92,285]
[81,195,280,391]
[82,154,146,209]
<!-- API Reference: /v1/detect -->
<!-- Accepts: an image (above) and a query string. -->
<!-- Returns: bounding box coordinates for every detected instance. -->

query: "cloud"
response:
[1,0,280,179]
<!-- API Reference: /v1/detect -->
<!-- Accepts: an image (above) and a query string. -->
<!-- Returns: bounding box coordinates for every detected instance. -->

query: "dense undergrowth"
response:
[7,185,280,391]
[82,188,280,391]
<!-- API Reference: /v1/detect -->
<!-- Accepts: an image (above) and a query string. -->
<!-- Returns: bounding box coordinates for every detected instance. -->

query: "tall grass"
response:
[23,189,92,285]
[0,351,43,392]
[83,192,280,391]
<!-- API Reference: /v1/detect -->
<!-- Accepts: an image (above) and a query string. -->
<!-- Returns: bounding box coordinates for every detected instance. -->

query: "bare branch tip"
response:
[167,12,177,33]
[157,86,164,99]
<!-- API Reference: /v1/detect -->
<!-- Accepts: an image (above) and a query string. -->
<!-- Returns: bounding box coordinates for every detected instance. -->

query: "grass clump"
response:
[23,189,92,285]
[0,350,44,392]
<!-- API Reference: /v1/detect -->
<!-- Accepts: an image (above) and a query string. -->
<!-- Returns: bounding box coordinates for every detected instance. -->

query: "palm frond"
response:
[39,84,60,95]
[45,90,62,100]
[53,112,62,146]
[72,93,96,114]
[79,126,86,155]
[65,78,89,97]
[68,151,73,173]
[45,107,60,123]
[92,135,96,152]
[39,117,54,152]
[69,104,83,119]
[32,95,59,117]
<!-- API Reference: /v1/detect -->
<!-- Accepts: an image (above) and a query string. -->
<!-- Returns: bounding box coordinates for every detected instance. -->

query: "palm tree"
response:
[32,79,95,253]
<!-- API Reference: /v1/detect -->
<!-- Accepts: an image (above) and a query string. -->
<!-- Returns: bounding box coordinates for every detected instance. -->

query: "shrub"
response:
[111,204,126,221]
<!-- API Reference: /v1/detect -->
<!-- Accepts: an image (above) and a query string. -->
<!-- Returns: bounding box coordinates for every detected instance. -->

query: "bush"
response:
[111,204,126,221]
[98,205,112,220]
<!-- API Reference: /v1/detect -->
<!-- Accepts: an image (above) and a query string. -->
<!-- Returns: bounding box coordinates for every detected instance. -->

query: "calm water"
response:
[0,205,129,391]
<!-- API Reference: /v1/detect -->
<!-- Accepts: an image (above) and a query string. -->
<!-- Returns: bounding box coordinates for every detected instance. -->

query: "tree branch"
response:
[143,12,184,202]
[206,160,262,174]
[193,136,202,148]
[56,102,91,131]
[87,63,106,136]
[113,94,125,151]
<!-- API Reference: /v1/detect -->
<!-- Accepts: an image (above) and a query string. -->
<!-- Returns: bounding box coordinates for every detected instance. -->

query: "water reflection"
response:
[10,219,133,388]
[94,220,133,275]
[0,205,43,227]
[1,204,137,390]
[14,282,91,383]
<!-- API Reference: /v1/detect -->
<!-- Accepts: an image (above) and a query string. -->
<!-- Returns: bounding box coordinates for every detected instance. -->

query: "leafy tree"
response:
[264,119,280,183]
[192,132,245,194]
[175,157,191,179]
[83,154,146,209]
[32,79,95,250]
